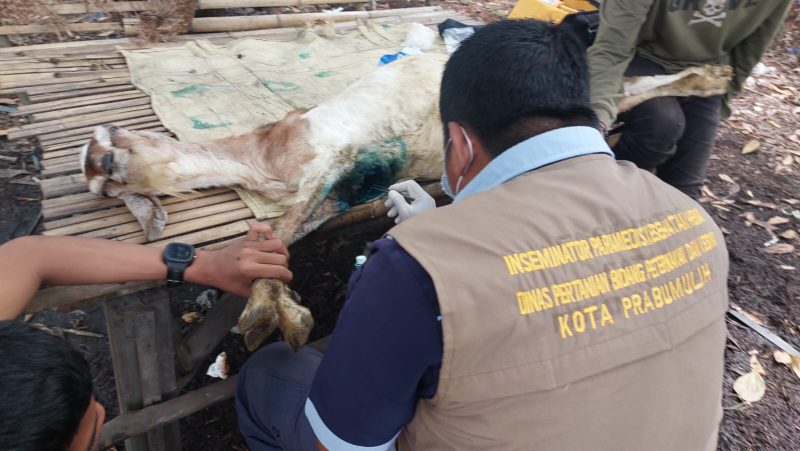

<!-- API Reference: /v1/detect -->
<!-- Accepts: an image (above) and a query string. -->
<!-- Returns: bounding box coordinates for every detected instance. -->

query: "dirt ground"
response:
[1,3,799,450]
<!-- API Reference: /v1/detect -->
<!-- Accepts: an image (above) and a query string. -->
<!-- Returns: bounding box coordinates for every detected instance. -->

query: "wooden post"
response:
[103,288,181,451]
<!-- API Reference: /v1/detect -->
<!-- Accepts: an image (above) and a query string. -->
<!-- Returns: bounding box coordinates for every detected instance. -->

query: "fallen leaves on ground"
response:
[181,311,203,323]
[749,352,767,376]
[774,350,792,365]
[767,216,790,225]
[764,243,796,254]
[742,139,761,154]
[772,351,800,381]
[733,371,767,403]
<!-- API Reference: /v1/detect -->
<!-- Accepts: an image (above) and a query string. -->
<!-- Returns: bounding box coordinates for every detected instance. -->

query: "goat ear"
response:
[118,192,168,241]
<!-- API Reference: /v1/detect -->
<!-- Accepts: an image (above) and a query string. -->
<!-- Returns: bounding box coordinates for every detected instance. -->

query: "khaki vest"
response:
[390,155,729,451]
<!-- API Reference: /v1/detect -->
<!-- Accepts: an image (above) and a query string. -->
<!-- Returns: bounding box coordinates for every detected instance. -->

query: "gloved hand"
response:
[384,180,436,224]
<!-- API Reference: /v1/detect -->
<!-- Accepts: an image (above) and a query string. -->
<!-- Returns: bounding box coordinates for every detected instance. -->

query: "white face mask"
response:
[441,126,474,199]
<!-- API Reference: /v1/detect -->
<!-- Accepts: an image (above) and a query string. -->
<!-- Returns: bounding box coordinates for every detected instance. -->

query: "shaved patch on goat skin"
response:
[94,126,112,148]
[79,144,89,175]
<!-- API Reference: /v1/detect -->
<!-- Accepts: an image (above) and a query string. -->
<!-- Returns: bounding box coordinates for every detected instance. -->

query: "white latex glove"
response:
[384,180,436,224]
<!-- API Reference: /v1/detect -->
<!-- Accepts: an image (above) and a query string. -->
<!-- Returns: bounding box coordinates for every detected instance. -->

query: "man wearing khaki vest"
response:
[235,20,730,451]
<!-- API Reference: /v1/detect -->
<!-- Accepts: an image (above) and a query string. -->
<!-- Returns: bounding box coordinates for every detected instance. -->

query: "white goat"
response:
[80,54,731,351]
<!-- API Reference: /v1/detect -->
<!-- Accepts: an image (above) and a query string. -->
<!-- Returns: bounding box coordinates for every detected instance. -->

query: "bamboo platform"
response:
[1,9,470,449]
[2,7,472,313]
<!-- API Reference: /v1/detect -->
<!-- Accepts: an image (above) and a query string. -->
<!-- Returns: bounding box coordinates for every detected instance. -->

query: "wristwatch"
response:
[163,242,196,287]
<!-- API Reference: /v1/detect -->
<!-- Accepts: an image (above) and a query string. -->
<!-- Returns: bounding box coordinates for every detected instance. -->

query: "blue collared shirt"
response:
[455,126,613,202]
[302,127,613,451]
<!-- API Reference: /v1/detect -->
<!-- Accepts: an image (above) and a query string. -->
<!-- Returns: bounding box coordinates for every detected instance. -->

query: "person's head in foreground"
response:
[439,19,597,195]
[0,320,104,451]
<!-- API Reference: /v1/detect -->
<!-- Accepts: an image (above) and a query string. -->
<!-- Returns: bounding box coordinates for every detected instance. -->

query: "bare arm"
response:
[0,223,292,320]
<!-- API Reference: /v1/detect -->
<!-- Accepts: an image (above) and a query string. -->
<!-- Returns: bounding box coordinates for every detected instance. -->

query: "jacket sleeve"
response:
[587,0,656,128]
[723,1,793,117]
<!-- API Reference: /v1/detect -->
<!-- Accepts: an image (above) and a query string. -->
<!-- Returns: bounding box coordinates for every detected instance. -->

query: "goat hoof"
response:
[277,290,314,352]
[240,282,280,351]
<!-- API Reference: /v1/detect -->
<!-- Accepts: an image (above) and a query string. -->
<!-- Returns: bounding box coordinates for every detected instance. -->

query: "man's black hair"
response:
[0,320,93,451]
[440,19,598,157]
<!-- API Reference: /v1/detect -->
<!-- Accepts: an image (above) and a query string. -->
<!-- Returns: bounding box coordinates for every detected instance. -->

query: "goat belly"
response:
[325,137,410,211]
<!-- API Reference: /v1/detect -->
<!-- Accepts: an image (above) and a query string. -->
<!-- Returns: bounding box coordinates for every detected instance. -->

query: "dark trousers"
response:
[236,342,321,451]
[613,55,722,196]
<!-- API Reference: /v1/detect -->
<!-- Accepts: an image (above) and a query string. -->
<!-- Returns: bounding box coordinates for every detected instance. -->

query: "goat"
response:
[80,53,731,351]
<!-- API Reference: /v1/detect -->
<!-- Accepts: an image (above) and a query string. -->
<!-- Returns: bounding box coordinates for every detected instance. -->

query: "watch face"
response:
[165,243,194,263]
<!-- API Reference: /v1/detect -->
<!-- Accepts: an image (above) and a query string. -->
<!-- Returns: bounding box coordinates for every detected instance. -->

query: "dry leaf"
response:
[0,97,19,106]
[742,139,761,154]
[733,371,766,403]
[774,350,792,365]
[780,230,798,240]
[767,216,790,225]
[181,311,203,323]
[719,173,735,184]
[749,354,766,375]
[764,243,795,254]
[746,199,778,209]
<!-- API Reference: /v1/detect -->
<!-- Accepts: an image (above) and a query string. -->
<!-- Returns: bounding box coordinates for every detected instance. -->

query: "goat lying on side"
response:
[80,54,732,351]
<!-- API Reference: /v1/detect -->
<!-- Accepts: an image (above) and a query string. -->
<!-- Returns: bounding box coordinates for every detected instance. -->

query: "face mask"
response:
[440,127,474,199]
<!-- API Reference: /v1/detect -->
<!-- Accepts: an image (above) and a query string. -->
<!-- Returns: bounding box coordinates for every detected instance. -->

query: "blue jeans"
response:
[236,342,321,451]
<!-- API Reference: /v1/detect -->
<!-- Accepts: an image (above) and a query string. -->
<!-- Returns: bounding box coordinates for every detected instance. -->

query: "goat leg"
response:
[239,187,341,350]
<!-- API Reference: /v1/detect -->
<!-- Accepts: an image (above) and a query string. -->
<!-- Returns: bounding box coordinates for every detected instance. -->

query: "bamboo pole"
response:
[0,22,123,36]
[97,371,237,450]
[53,1,160,15]
[125,6,441,34]
[198,0,369,8]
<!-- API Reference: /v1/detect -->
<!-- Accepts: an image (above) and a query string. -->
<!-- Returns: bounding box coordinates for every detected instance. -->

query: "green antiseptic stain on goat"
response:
[314,71,333,78]
[330,137,408,211]
[261,80,299,92]
[171,84,210,97]
[190,117,230,130]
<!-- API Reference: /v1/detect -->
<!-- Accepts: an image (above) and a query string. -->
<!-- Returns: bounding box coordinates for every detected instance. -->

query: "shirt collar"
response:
[453,126,613,202]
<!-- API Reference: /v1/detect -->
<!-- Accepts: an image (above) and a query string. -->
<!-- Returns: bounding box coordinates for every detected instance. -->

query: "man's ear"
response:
[445,121,470,173]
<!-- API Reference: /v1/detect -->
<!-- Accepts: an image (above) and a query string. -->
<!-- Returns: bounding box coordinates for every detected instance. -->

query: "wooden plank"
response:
[198,0,368,8]
[9,107,155,139]
[35,117,160,144]
[0,58,126,70]
[41,187,227,220]
[40,173,87,198]
[46,194,242,236]
[176,294,246,384]
[0,70,128,90]
[98,377,237,450]
[104,289,180,451]
[0,76,131,96]
[28,83,134,103]
[17,90,144,115]
[124,7,441,34]
[0,65,127,75]
[0,68,127,83]
[54,1,160,14]
[115,207,253,243]
[34,96,151,121]
[0,22,123,36]
[43,191,237,232]
[18,103,150,133]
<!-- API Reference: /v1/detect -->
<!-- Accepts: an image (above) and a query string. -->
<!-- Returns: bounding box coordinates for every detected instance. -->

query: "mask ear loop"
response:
[454,127,474,196]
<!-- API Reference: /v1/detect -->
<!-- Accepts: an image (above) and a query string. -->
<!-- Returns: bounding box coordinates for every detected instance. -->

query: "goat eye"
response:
[109,126,119,133]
